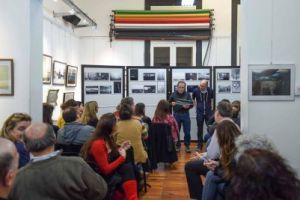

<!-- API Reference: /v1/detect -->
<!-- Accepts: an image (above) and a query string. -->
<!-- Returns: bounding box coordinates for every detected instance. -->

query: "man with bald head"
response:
[192,79,214,151]
[0,138,18,200]
[9,123,107,200]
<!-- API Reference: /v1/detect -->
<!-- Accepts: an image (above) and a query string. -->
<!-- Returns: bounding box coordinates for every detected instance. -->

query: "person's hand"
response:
[183,104,190,109]
[171,102,176,106]
[119,148,126,158]
[190,152,205,160]
[203,160,218,171]
[121,140,131,150]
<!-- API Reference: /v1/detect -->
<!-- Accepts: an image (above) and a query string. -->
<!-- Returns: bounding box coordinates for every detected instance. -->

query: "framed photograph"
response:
[113,82,122,94]
[47,89,59,106]
[85,86,99,95]
[66,65,78,87]
[217,72,230,81]
[185,73,197,81]
[249,64,295,101]
[100,85,112,94]
[143,85,156,93]
[63,92,75,103]
[52,61,66,85]
[232,81,241,93]
[143,73,156,81]
[43,55,52,84]
[110,72,122,81]
[131,85,144,94]
[217,83,231,93]
[0,59,14,96]
[130,69,138,81]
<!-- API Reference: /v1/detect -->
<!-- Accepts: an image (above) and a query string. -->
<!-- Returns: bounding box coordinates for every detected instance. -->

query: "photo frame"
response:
[47,89,59,106]
[248,64,295,101]
[63,92,75,103]
[43,55,52,84]
[0,59,14,96]
[52,61,66,85]
[66,65,78,87]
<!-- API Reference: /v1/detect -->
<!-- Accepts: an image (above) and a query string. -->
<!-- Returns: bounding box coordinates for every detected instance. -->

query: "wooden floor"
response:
[140,144,196,200]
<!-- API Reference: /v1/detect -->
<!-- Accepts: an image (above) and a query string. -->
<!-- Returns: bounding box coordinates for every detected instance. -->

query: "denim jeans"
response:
[196,113,212,147]
[202,170,225,200]
[174,112,191,147]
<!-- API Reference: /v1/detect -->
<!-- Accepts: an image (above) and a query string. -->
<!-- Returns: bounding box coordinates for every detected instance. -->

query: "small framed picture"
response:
[66,65,78,87]
[63,92,75,103]
[52,61,66,85]
[47,89,59,106]
[0,59,14,96]
[43,55,52,84]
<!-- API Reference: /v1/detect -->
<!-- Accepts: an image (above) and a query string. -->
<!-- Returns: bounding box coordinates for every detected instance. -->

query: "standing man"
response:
[192,80,214,151]
[169,80,193,153]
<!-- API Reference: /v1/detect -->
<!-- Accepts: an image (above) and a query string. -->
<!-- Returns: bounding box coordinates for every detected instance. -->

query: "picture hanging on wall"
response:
[100,85,112,94]
[63,92,75,103]
[157,82,166,93]
[110,72,122,81]
[232,81,241,93]
[217,82,231,93]
[248,64,295,101]
[143,73,156,81]
[66,65,78,87]
[47,89,59,106]
[52,61,66,85]
[0,59,14,96]
[185,73,197,81]
[217,72,230,81]
[43,55,52,84]
[85,86,99,95]
[113,82,122,94]
[130,69,138,80]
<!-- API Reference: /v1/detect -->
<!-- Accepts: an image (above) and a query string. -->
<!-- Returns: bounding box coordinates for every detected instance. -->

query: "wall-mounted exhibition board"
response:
[127,66,168,118]
[82,65,125,116]
[170,67,212,141]
[213,66,241,106]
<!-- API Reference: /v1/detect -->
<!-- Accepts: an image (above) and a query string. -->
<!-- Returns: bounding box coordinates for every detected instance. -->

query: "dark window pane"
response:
[154,47,170,66]
[176,47,193,66]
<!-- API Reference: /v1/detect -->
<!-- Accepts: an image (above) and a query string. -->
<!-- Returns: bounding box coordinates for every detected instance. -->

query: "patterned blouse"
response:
[152,114,179,142]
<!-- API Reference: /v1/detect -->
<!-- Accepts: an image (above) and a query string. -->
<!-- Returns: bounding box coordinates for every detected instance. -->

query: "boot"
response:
[122,180,138,200]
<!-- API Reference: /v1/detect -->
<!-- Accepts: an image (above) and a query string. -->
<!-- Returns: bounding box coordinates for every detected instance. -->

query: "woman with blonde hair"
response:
[0,113,32,168]
[81,101,99,128]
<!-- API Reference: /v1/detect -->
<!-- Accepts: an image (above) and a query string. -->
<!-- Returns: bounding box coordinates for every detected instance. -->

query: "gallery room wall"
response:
[43,17,80,120]
[0,0,43,125]
[241,0,300,174]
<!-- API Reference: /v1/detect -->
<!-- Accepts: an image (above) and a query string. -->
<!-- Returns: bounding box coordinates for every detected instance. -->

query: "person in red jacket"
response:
[81,113,138,200]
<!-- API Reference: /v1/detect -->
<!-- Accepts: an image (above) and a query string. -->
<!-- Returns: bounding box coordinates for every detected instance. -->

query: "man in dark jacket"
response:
[169,80,193,153]
[9,123,107,200]
[192,80,214,151]
[57,107,94,145]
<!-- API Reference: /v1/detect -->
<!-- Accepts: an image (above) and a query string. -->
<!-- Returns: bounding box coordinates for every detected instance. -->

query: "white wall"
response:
[43,17,80,120]
[0,0,43,125]
[241,0,300,174]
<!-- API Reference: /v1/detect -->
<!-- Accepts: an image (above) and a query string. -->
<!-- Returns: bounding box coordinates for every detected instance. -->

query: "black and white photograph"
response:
[66,66,77,87]
[157,71,165,81]
[217,72,230,81]
[232,81,241,93]
[113,82,122,94]
[84,72,109,81]
[143,85,156,93]
[110,72,122,81]
[130,69,138,81]
[100,85,112,94]
[185,73,197,81]
[231,68,240,80]
[217,83,231,93]
[198,72,210,80]
[86,86,99,94]
[187,85,198,93]
[157,82,166,93]
[52,61,66,85]
[43,55,52,84]
[173,72,185,81]
[99,73,109,81]
[143,73,156,81]
[63,92,75,103]
[131,85,144,93]
[47,89,59,106]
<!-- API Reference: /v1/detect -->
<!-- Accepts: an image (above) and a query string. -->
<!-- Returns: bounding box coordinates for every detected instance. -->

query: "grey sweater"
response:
[9,154,107,200]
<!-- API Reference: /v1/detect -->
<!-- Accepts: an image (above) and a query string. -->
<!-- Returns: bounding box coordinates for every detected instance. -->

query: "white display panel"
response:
[171,67,212,141]
[82,65,124,116]
[214,67,241,105]
[127,67,168,118]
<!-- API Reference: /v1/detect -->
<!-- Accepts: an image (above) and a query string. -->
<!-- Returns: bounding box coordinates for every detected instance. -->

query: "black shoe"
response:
[185,146,191,153]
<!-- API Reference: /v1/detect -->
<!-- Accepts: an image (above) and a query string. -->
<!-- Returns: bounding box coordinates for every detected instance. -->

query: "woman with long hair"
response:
[80,101,99,127]
[0,113,32,168]
[202,120,241,200]
[81,113,138,200]
[152,99,179,143]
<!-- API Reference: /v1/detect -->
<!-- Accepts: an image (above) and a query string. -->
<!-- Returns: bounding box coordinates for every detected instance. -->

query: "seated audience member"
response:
[0,113,31,168]
[81,113,138,200]
[227,149,300,200]
[202,120,241,200]
[57,107,94,145]
[185,101,232,200]
[134,103,152,129]
[57,99,78,128]
[231,100,240,127]
[0,138,19,200]
[42,103,59,135]
[75,101,84,118]
[116,104,148,163]
[152,100,179,144]
[120,97,135,112]
[9,123,107,200]
[80,101,99,128]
